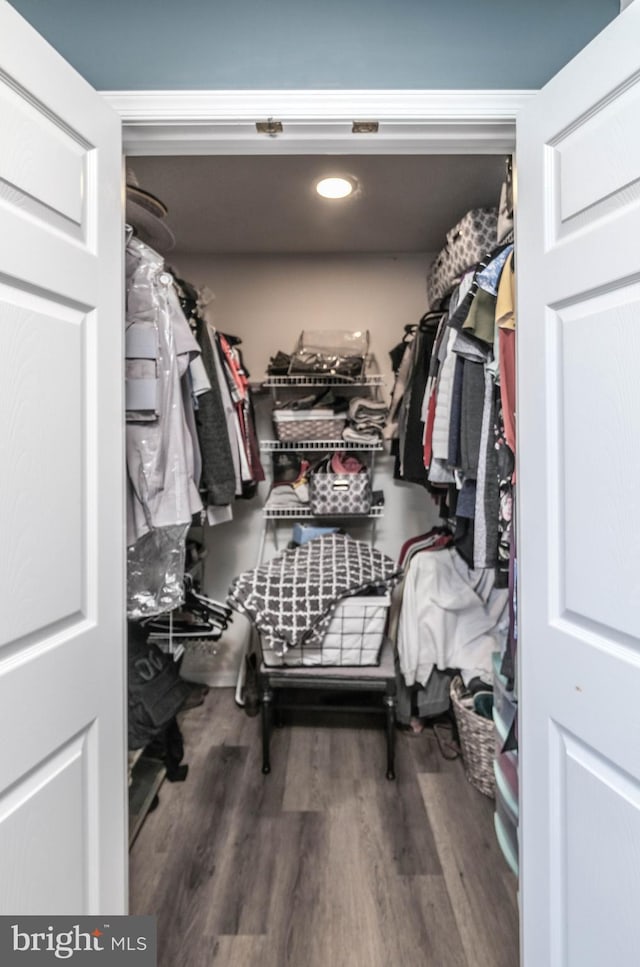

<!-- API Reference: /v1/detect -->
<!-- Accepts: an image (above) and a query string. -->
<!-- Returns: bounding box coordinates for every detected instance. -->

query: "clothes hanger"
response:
[418,309,445,330]
[184,588,232,622]
[183,575,233,621]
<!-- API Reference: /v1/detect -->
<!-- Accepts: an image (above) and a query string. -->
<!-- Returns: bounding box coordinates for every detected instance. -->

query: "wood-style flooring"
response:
[129,689,519,967]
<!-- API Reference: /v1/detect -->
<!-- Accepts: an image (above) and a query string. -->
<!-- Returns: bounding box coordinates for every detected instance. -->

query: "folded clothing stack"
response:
[267,350,291,376]
[265,455,311,508]
[343,397,388,444]
[273,388,350,414]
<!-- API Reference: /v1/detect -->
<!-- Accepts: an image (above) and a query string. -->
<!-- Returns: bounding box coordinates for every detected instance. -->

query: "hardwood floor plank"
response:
[304,780,388,967]
[208,935,270,967]
[403,721,457,773]
[328,717,389,781]
[319,779,465,967]
[181,687,257,750]
[374,874,469,967]
[130,744,249,964]
[202,810,304,938]
[417,770,519,967]
[129,689,519,967]
[374,748,444,876]
[242,717,293,818]
[258,810,332,967]
[282,724,332,811]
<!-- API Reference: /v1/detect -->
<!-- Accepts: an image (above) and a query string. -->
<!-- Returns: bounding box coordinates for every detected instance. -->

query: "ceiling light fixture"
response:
[316,176,356,199]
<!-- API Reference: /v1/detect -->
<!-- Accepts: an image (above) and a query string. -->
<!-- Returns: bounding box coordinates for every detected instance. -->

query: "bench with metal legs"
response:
[258,638,397,780]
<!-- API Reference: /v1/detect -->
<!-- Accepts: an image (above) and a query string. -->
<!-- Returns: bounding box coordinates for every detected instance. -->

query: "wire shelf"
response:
[262,505,385,519]
[260,439,384,452]
[264,373,385,388]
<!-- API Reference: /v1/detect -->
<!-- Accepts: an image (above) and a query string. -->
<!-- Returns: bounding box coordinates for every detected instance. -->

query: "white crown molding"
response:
[101,89,536,155]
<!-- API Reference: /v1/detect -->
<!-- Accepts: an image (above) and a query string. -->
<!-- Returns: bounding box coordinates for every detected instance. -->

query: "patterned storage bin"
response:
[309,469,371,515]
[273,409,346,441]
[427,207,498,307]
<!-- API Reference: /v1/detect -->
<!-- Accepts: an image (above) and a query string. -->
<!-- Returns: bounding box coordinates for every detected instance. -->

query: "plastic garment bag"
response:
[125,236,202,617]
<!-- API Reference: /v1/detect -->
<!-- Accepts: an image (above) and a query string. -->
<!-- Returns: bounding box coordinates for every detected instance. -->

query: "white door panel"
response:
[517,3,640,964]
[0,1,126,913]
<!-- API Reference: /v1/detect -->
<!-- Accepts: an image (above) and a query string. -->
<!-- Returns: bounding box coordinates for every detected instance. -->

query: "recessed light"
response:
[316,176,356,199]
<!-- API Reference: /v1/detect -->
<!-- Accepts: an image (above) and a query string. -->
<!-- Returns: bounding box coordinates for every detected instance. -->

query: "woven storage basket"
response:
[273,410,346,442]
[450,675,496,798]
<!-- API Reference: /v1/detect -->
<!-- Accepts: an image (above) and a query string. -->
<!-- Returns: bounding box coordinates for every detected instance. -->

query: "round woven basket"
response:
[450,675,496,798]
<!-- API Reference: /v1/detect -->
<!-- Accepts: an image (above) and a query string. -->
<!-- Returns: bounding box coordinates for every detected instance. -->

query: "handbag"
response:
[427,207,498,308]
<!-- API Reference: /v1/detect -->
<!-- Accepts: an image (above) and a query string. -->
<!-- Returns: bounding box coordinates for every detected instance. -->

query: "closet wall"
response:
[170,252,432,388]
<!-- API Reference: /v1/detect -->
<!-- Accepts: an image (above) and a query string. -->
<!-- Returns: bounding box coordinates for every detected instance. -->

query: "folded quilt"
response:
[228,533,400,653]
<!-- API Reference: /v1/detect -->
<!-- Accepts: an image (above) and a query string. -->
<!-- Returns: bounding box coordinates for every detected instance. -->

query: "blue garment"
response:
[476,244,514,296]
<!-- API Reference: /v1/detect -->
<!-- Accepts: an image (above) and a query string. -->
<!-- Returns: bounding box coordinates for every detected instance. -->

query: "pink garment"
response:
[330,451,366,474]
[499,327,516,459]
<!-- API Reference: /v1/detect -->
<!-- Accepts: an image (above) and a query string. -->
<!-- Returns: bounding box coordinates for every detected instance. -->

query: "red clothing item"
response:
[218,332,249,398]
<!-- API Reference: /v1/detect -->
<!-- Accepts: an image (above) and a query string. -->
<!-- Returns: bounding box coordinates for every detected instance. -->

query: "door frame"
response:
[102,89,533,156]
[107,86,530,943]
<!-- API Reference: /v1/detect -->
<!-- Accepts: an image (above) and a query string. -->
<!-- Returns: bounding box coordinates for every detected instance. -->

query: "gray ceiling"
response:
[130,154,506,256]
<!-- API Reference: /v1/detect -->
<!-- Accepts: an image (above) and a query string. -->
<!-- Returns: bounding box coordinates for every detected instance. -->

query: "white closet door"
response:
[517,3,640,964]
[0,2,126,912]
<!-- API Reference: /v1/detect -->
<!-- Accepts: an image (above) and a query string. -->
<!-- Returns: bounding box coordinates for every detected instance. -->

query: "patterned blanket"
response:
[228,534,400,653]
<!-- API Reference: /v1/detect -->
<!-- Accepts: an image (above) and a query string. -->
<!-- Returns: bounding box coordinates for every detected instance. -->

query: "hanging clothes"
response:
[397,546,509,689]
[193,316,237,507]
[400,313,442,484]
[125,237,203,543]
[388,231,517,587]
[125,237,205,618]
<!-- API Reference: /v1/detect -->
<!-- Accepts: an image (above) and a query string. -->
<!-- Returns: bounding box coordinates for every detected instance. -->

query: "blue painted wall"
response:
[9,0,618,91]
